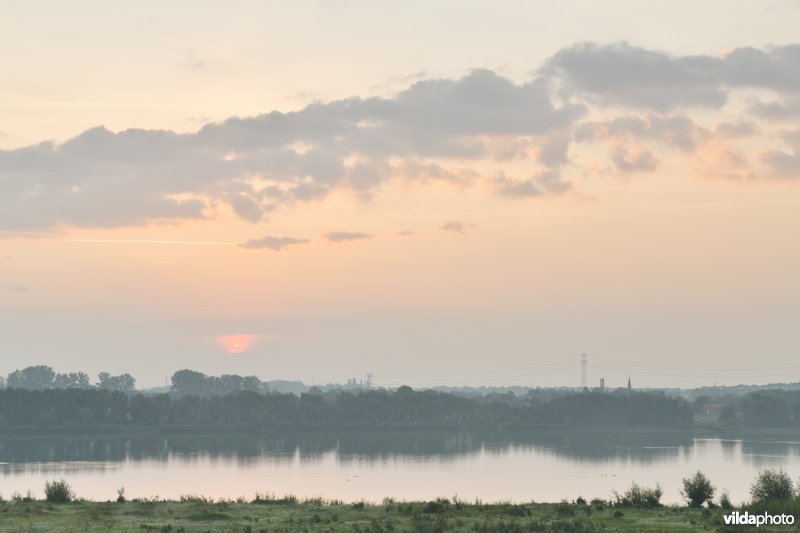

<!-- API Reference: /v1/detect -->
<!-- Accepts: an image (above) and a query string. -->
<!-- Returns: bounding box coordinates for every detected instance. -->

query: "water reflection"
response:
[1,430,799,503]
[0,430,696,472]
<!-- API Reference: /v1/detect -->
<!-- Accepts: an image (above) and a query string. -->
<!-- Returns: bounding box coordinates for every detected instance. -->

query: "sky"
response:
[1,1,799,389]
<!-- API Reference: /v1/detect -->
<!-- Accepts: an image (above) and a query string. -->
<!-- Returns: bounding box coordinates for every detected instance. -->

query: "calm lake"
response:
[1,430,799,505]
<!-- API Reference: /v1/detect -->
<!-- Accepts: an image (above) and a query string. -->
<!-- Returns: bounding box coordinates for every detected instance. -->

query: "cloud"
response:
[760,129,800,179]
[546,42,800,111]
[7,285,28,292]
[712,121,758,139]
[611,146,659,173]
[239,235,309,251]
[546,43,726,110]
[750,96,800,121]
[2,42,799,233]
[440,220,473,233]
[575,114,703,151]
[537,134,571,167]
[324,231,372,242]
[0,68,583,232]
[496,169,572,197]
[394,230,414,236]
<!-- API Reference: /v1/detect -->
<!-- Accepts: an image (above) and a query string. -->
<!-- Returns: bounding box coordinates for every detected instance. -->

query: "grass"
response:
[0,496,776,532]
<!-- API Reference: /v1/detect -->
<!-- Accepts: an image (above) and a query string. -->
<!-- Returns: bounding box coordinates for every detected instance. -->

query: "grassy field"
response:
[0,497,767,532]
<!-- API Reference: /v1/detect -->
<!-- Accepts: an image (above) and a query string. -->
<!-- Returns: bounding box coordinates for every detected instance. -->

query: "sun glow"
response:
[216,334,259,354]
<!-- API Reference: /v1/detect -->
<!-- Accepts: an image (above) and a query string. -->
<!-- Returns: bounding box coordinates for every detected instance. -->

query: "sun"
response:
[216,334,258,354]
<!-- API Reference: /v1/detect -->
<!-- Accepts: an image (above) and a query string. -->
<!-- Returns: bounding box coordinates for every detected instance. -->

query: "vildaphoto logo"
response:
[723,511,795,527]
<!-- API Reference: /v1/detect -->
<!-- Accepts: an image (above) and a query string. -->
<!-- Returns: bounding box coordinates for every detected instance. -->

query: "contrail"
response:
[68,239,237,246]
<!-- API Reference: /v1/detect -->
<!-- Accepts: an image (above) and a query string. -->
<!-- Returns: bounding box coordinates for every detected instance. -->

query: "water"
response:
[1,430,799,504]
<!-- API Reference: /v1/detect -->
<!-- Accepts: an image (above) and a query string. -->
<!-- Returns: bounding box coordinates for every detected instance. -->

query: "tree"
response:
[750,469,794,502]
[171,369,208,397]
[740,393,790,427]
[98,372,136,393]
[53,372,91,389]
[680,471,715,508]
[44,479,75,503]
[718,404,739,425]
[7,365,55,389]
[242,375,261,392]
[693,395,713,410]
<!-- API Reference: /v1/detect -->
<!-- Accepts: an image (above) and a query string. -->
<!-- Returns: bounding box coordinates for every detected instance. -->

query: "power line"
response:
[593,359,800,374]
[379,364,578,387]
[373,358,569,381]
[589,363,800,380]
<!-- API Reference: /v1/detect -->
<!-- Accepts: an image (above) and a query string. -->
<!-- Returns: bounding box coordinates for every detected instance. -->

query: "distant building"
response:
[627,377,632,390]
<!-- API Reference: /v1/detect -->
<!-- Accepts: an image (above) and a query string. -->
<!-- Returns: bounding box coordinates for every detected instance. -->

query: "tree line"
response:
[5,365,800,428]
[1,365,135,392]
[0,385,692,429]
[694,389,800,427]
[0,366,265,396]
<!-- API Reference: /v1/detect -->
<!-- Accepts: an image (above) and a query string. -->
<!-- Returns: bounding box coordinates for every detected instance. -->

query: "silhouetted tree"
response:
[750,469,794,502]
[740,392,790,427]
[680,471,715,507]
[7,365,56,389]
[171,369,209,397]
[54,372,91,389]
[97,372,136,393]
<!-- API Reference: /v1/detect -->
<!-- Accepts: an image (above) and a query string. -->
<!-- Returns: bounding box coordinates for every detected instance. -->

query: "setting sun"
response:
[216,335,258,354]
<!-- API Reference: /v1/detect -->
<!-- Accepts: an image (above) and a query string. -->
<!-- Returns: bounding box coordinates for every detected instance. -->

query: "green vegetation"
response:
[5,365,135,392]
[680,471,715,508]
[750,469,795,502]
[0,493,760,532]
[611,482,663,508]
[43,479,76,503]
[3,469,800,531]
[8,364,800,429]
[0,386,693,429]
[693,389,800,428]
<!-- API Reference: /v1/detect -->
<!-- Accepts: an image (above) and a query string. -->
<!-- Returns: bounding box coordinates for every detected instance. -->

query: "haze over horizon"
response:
[2,1,799,389]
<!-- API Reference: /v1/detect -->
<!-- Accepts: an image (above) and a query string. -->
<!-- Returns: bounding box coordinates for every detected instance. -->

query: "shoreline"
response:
[0,498,755,532]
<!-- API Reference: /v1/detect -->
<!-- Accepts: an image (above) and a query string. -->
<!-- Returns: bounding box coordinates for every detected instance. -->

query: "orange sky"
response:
[1,2,799,388]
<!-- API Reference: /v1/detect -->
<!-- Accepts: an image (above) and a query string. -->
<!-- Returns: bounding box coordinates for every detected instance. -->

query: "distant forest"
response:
[1,365,799,429]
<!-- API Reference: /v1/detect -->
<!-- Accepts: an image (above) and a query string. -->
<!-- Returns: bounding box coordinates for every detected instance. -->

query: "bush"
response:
[680,471,715,508]
[44,479,75,503]
[719,490,733,510]
[612,482,663,508]
[750,469,794,502]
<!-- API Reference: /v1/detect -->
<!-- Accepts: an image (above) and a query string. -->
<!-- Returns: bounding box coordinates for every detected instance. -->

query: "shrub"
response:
[719,490,733,510]
[556,499,575,516]
[44,479,75,503]
[643,485,663,507]
[422,500,444,513]
[179,494,213,503]
[612,482,663,508]
[251,492,298,505]
[750,469,794,502]
[680,471,715,508]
